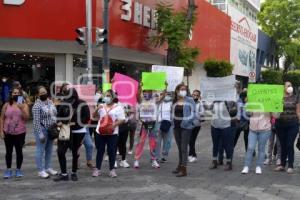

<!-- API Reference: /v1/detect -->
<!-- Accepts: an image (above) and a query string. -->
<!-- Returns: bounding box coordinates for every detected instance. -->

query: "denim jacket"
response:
[178,96,197,130]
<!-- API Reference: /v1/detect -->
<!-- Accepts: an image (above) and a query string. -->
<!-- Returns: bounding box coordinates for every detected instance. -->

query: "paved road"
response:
[1,122,300,200]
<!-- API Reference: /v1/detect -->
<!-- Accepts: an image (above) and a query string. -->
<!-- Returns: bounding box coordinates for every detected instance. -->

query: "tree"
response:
[258,0,300,70]
[150,0,200,69]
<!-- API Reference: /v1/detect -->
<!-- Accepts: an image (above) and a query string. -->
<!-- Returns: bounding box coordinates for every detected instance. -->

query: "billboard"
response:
[228,4,258,81]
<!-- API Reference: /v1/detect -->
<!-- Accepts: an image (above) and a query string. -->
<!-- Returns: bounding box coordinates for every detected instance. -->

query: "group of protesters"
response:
[0,79,299,181]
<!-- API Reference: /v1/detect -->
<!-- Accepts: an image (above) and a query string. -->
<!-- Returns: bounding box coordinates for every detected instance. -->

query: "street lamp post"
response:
[86,0,93,84]
[102,0,110,83]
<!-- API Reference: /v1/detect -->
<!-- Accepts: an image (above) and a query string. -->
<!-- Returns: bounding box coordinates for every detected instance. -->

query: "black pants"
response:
[95,134,118,170]
[117,124,129,160]
[57,133,85,174]
[128,122,137,151]
[234,123,249,151]
[189,126,201,157]
[4,133,26,169]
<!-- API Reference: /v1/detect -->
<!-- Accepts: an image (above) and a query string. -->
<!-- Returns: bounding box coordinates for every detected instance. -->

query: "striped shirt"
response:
[32,99,57,134]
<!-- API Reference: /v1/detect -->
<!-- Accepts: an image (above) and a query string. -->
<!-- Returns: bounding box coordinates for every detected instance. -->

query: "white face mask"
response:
[103,97,112,104]
[2,78,7,82]
[287,86,293,94]
[179,90,187,97]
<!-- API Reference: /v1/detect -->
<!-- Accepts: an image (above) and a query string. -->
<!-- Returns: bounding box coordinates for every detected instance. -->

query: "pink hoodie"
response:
[249,112,272,132]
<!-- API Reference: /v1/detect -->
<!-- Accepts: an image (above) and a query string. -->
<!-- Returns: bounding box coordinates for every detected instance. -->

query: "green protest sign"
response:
[102,83,112,92]
[246,84,284,112]
[142,72,166,90]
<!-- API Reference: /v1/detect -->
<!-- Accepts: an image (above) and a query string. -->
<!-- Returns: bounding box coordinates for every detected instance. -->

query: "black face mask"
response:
[193,98,199,103]
[39,94,48,101]
[12,95,19,102]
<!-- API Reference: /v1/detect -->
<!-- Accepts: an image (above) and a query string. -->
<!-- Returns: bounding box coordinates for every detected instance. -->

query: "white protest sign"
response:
[152,65,184,91]
[200,75,237,102]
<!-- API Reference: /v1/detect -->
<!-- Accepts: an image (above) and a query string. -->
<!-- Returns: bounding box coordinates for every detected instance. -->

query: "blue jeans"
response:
[155,122,173,160]
[276,121,299,168]
[83,130,94,161]
[95,134,118,170]
[211,126,234,162]
[244,130,271,168]
[34,128,54,172]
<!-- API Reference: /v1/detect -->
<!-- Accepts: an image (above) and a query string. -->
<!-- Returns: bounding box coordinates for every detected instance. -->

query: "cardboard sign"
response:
[112,73,139,106]
[142,72,167,91]
[152,65,184,91]
[200,75,237,102]
[246,84,284,112]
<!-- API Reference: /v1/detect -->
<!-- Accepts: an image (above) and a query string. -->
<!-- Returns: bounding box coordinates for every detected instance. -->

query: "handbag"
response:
[58,124,71,141]
[40,123,59,140]
[143,121,156,130]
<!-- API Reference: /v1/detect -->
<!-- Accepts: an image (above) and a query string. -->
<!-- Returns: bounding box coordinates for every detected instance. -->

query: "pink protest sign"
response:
[112,73,138,106]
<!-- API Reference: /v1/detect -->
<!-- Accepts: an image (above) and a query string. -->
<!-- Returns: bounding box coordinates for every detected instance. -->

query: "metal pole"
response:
[86,0,93,84]
[102,0,110,82]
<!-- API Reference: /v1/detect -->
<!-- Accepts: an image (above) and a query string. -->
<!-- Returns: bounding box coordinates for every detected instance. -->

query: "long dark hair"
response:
[9,87,22,105]
[173,83,188,104]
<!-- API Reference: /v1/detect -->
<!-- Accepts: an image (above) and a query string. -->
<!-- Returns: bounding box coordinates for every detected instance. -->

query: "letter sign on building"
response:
[3,0,25,5]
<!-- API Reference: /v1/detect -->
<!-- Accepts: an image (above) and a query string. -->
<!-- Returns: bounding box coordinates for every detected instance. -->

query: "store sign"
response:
[228,5,258,81]
[120,0,157,29]
[3,0,25,5]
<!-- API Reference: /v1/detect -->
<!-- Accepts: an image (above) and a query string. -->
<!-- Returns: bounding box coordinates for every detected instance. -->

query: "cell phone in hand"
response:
[17,96,24,104]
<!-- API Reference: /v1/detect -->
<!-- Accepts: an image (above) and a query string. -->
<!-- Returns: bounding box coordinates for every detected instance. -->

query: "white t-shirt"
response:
[96,104,126,135]
[157,101,172,122]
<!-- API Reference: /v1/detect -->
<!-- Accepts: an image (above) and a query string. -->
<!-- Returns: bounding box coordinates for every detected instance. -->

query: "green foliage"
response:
[150,2,200,69]
[284,70,300,87]
[258,0,300,69]
[203,59,233,77]
[261,70,283,84]
[284,39,300,69]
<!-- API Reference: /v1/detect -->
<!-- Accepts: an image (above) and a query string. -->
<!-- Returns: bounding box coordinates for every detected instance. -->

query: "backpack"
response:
[98,106,116,135]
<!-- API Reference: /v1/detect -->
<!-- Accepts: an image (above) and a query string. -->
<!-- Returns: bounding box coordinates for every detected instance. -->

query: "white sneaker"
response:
[92,169,101,177]
[46,168,58,176]
[151,160,160,169]
[264,159,271,165]
[276,159,281,166]
[134,160,139,169]
[255,166,262,174]
[38,171,50,179]
[287,168,294,174]
[189,157,197,163]
[128,151,133,155]
[241,166,249,174]
[120,160,130,168]
[188,156,193,162]
[109,169,117,178]
[114,161,118,169]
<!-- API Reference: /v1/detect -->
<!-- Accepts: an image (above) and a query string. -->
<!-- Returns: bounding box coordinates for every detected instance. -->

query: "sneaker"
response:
[109,169,117,178]
[71,173,78,181]
[274,166,285,172]
[255,166,262,174]
[188,156,193,162]
[114,161,118,169]
[134,160,139,169]
[152,160,160,169]
[53,173,69,182]
[276,159,281,166]
[38,171,50,179]
[189,157,197,163]
[287,168,294,174]
[161,158,167,163]
[120,160,130,168]
[128,150,133,155]
[46,168,58,176]
[15,169,23,178]
[264,159,271,165]
[117,151,120,155]
[3,169,13,179]
[241,166,249,174]
[92,169,101,177]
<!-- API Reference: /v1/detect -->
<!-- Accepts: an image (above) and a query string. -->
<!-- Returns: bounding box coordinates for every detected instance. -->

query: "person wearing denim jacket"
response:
[32,86,57,179]
[172,83,196,177]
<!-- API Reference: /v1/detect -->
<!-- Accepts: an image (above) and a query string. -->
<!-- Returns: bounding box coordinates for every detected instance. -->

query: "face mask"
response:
[2,79,7,82]
[164,96,172,102]
[12,95,19,102]
[286,86,293,94]
[179,90,187,98]
[39,94,48,101]
[62,89,69,95]
[193,98,199,102]
[143,93,152,100]
[103,97,112,104]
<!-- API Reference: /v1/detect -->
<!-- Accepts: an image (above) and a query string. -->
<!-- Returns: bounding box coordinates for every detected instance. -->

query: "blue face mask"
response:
[143,93,152,100]
[164,95,172,102]
[103,97,112,104]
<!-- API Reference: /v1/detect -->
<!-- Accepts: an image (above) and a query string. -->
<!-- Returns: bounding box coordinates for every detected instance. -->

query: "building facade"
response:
[0,0,231,92]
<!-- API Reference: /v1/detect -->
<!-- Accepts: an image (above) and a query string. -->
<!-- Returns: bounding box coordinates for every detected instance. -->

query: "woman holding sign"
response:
[172,84,196,177]
[274,82,300,174]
